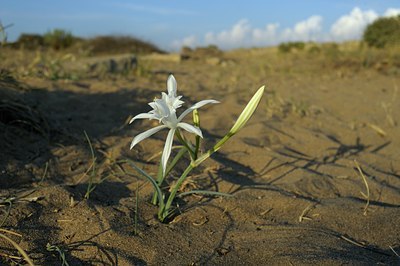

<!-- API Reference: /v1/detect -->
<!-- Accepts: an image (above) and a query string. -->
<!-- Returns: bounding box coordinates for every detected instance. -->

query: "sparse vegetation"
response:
[0,229,34,266]
[265,90,313,118]
[307,45,321,54]
[0,95,49,138]
[83,130,97,199]
[15,33,45,49]
[321,43,340,59]
[8,31,163,56]
[1,36,399,265]
[0,69,16,83]
[43,29,76,50]
[181,44,223,59]
[25,51,79,80]
[46,243,70,266]
[278,41,306,53]
[354,160,370,216]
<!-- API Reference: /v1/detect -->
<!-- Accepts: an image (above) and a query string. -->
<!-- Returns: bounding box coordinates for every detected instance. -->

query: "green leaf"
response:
[126,160,164,208]
[165,147,188,177]
[152,147,188,205]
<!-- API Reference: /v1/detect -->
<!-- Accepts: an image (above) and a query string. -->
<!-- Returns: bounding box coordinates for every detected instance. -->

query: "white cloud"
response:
[251,23,279,45]
[170,6,400,50]
[175,16,323,49]
[172,35,198,49]
[330,7,378,41]
[204,19,252,49]
[171,15,324,50]
[282,15,323,41]
[384,8,400,17]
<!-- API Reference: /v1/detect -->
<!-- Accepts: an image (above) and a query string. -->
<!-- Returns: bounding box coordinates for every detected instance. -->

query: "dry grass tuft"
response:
[0,229,34,266]
[0,99,49,137]
[354,160,370,216]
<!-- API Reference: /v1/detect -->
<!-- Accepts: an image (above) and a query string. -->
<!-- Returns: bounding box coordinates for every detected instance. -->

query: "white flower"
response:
[162,75,184,110]
[129,75,218,174]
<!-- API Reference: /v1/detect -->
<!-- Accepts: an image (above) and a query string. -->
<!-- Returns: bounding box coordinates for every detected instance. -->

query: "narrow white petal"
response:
[167,75,177,97]
[172,97,184,110]
[155,98,171,116]
[161,128,176,175]
[130,125,167,149]
[161,92,168,101]
[129,112,155,124]
[149,102,157,109]
[178,99,219,121]
[178,122,203,138]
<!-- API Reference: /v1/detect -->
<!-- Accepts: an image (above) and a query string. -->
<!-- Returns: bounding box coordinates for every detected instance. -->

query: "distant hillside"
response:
[7,30,164,56]
[81,35,164,56]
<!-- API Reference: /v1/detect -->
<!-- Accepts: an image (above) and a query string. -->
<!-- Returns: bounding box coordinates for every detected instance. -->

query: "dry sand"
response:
[1,47,400,265]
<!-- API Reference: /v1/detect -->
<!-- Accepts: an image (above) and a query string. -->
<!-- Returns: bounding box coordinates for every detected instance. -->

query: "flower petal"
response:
[172,96,184,110]
[130,125,168,149]
[178,99,219,121]
[155,98,171,115]
[161,128,176,175]
[167,75,177,97]
[161,92,168,101]
[178,122,203,138]
[148,102,157,109]
[129,112,155,124]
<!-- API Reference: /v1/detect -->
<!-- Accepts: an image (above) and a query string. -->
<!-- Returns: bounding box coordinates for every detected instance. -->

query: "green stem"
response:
[151,147,188,205]
[176,130,195,160]
[194,136,200,160]
[159,131,237,220]
[194,132,234,167]
[160,164,194,221]
[125,160,165,213]
[83,130,96,199]
[151,162,164,205]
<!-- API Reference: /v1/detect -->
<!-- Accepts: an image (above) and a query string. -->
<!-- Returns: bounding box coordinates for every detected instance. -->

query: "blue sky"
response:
[1,1,399,50]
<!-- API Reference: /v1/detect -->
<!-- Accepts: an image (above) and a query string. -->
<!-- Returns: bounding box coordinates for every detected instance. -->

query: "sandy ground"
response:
[1,47,400,265]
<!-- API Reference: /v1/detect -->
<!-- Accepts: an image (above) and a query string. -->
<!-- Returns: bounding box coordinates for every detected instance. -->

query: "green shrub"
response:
[278,43,291,53]
[16,34,44,49]
[292,42,305,50]
[363,15,400,48]
[278,42,305,53]
[308,45,321,54]
[43,29,75,50]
